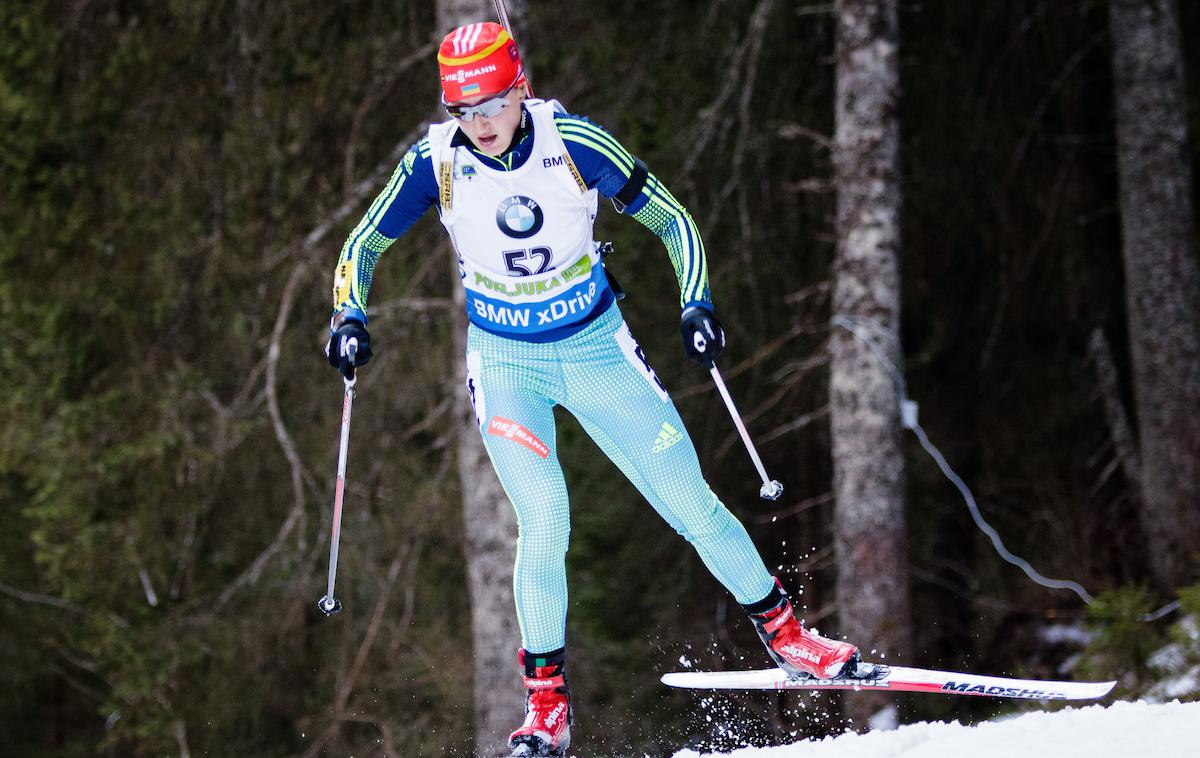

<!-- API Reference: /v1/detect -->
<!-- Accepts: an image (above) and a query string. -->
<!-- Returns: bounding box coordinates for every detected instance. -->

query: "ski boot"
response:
[508,647,572,757]
[744,578,878,681]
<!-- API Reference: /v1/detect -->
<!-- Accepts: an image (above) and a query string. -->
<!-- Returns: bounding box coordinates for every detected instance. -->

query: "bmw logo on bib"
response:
[496,195,544,239]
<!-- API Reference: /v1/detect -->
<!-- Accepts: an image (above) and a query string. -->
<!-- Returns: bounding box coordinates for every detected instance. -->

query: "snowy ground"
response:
[671,699,1198,758]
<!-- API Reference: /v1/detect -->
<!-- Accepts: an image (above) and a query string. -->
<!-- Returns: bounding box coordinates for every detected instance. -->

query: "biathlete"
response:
[325,22,867,757]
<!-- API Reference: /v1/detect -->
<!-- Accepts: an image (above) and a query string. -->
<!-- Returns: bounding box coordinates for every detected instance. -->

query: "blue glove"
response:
[679,305,724,367]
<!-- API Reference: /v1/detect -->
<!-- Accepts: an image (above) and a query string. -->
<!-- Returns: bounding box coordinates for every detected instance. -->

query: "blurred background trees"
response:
[1,1,1197,756]
[1109,0,1200,591]
[830,0,911,728]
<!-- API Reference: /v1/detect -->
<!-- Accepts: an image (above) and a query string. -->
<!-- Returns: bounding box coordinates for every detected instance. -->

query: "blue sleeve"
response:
[554,113,710,309]
[372,138,439,238]
[553,113,650,214]
[330,137,439,324]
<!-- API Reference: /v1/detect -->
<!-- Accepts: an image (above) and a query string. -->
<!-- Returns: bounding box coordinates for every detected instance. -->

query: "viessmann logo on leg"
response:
[488,417,550,458]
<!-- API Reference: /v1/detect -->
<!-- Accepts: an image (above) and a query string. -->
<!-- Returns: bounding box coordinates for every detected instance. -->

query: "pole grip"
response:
[343,338,358,385]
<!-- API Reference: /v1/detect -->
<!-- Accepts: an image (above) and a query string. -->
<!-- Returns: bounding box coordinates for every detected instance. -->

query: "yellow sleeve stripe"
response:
[646,173,686,209]
[557,129,633,174]
[645,175,707,303]
[337,160,408,309]
[559,119,635,160]
[358,161,408,239]
[679,211,706,302]
[557,122,636,173]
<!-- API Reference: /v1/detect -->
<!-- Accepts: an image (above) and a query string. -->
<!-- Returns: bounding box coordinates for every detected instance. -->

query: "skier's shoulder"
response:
[412,133,434,157]
[362,133,439,235]
[395,133,438,191]
[549,107,620,145]
[546,106,634,172]
[415,122,448,163]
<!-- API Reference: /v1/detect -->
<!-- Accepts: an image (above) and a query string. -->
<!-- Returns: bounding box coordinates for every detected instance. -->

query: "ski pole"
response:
[708,364,784,501]
[318,340,357,616]
[492,0,533,97]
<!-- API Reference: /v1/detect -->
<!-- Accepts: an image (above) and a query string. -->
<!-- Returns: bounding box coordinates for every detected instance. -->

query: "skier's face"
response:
[451,88,525,157]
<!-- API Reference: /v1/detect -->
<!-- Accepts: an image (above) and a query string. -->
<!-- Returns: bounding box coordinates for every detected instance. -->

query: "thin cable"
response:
[831,318,1190,619]
[904,376,1185,618]
[832,318,1094,604]
[1139,599,1181,622]
[908,420,1094,603]
[832,311,1186,619]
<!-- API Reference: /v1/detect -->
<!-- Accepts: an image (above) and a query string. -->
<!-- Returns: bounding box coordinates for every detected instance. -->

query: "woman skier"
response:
[326,21,868,757]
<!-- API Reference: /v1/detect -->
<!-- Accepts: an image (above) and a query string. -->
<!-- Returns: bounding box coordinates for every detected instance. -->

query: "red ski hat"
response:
[438,22,525,103]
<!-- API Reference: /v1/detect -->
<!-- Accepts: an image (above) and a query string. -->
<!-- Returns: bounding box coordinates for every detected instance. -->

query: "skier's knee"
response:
[517,519,570,557]
[673,498,735,544]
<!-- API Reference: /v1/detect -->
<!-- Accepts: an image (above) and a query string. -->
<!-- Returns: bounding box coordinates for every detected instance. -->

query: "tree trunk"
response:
[453,283,524,756]
[830,0,912,728]
[1110,0,1200,590]
[436,3,527,754]
[438,0,528,42]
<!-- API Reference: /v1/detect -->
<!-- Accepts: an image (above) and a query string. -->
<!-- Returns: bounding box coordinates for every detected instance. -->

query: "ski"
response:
[661,664,1115,700]
[507,745,563,758]
[507,734,566,757]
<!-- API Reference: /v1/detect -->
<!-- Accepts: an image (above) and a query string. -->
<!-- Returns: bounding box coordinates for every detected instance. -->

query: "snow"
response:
[1036,623,1093,647]
[671,700,1199,758]
[1146,617,1200,701]
[865,704,897,732]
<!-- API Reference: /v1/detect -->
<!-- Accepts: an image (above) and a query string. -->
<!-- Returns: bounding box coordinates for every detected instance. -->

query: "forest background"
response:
[2,1,1198,756]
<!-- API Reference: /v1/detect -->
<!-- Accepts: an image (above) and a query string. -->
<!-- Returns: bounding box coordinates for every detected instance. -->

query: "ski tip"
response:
[661,671,712,689]
[1095,681,1118,698]
[1064,679,1118,699]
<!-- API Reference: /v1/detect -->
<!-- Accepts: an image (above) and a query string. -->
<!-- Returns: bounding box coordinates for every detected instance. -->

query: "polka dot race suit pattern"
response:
[466,304,773,650]
[332,99,774,653]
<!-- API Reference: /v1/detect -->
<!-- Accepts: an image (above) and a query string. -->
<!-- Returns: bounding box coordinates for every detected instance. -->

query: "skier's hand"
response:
[325,315,372,380]
[679,305,724,368]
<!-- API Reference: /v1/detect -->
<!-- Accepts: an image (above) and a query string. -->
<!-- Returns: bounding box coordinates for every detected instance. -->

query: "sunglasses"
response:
[442,75,521,121]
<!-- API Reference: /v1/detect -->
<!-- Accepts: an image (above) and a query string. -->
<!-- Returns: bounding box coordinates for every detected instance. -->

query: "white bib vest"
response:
[428,99,612,339]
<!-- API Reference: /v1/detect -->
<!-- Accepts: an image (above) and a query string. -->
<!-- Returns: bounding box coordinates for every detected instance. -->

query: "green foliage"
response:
[1174,584,1200,651]
[1077,586,1161,694]
[1076,580,1200,703]
[1145,582,1200,703]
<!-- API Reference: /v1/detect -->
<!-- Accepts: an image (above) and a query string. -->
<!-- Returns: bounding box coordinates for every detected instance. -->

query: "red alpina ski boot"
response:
[745,578,872,680]
[508,647,572,757]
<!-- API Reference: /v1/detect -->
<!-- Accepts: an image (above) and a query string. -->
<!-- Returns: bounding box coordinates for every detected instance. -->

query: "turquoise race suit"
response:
[331,99,774,653]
